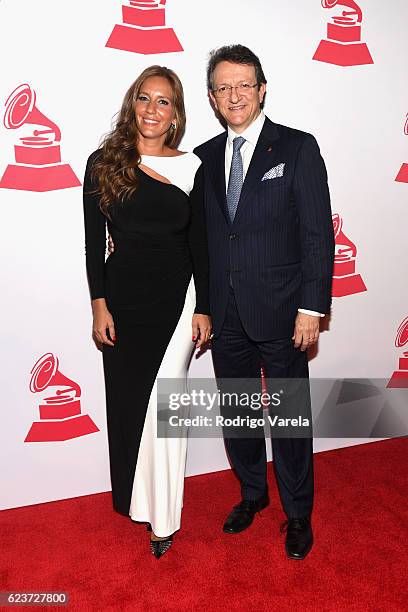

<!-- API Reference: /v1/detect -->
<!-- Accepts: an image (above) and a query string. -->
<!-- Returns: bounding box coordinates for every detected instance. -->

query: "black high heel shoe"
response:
[146,524,173,559]
[150,536,173,559]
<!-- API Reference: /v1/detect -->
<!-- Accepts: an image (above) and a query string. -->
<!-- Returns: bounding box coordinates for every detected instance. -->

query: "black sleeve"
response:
[188,163,211,315]
[293,135,335,314]
[82,152,107,300]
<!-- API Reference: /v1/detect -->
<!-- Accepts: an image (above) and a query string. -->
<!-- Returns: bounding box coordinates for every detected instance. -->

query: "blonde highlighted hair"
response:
[90,65,186,216]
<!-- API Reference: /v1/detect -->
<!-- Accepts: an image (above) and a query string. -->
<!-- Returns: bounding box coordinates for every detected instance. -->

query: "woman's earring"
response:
[171,123,176,130]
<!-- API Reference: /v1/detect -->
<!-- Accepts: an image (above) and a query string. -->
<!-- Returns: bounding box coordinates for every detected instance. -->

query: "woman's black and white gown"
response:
[83,152,209,537]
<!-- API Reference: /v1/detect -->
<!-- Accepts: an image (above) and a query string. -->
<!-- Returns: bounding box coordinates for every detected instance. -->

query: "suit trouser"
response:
[211,287,314,519]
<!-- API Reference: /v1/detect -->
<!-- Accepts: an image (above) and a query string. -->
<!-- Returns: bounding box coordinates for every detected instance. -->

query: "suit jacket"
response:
[193,116,335,341]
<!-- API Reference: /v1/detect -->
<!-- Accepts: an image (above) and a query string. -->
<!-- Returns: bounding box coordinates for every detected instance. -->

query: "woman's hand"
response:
[192,314,212,348]
[92,298,116,347]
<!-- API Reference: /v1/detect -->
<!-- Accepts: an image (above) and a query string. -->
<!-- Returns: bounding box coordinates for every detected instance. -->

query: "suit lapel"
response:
[211,132,230,224]
[232,118,280,226]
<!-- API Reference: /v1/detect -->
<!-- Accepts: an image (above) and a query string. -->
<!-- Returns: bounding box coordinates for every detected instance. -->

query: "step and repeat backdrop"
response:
[0,0,407,509]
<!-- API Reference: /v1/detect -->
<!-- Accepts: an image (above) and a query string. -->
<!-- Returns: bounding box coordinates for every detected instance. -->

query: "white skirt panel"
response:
[129,278,195,537]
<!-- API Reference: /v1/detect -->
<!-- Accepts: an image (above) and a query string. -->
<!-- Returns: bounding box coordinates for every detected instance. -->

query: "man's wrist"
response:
[298,308,324,317]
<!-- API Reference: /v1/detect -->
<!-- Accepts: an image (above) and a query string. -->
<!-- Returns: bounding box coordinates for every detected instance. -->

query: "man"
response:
[193,45,334,560]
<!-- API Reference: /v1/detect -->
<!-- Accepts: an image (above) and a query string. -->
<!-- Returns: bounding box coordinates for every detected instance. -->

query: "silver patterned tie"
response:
[227,136,246,222]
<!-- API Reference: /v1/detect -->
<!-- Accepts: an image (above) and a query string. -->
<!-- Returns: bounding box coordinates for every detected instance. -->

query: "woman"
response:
[83,66,211,558]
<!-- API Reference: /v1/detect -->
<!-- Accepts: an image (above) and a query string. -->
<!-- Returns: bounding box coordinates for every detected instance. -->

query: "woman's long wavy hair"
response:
[91,66,186,217]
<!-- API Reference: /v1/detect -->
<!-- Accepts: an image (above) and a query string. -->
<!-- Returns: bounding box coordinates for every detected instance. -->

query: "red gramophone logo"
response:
[0,84,81,192]
[313,0,374,67]
[395,114,408,183]
[25,353,99,442]
[106,0,183,55]
[332,213,367,297]
[387,317,408,388]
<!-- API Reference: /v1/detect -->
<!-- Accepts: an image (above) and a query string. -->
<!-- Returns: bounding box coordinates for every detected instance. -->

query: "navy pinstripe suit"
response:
[194,117,335,517]
[194,117,334,341]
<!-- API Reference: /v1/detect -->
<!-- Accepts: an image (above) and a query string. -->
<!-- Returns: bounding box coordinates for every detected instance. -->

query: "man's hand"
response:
[192,314,212,348]
[108,234,115,254]
[292,312,320,351]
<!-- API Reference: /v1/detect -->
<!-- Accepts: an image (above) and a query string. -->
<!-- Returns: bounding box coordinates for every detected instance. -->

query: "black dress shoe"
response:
[223,493,270,534]
[281,516,313,560]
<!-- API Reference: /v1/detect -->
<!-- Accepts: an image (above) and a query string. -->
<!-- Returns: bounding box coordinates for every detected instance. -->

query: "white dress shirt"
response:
[225,111,324,318]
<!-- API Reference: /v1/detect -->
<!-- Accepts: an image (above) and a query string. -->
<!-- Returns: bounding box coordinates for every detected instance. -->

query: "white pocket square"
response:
[261,163,285,181]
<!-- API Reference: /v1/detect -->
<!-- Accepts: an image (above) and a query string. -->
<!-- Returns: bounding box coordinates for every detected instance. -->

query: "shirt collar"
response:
[227,111,266,148]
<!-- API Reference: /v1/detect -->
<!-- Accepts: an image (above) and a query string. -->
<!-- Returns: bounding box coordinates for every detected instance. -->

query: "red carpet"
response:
[1,438,407,611]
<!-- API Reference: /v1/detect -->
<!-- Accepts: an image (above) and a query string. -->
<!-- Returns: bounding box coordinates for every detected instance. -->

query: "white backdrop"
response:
[1,0,407,510]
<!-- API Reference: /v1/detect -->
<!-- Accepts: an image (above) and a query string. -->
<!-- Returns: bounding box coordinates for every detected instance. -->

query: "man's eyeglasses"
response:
[212,83,259,98]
